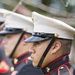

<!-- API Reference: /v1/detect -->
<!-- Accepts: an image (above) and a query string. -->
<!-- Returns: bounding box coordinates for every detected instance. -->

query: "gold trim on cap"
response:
[54,33,59,38]
[46,67,50,73]
[32,17,34,22]
[23,28,27,31]
[31,15,34,22]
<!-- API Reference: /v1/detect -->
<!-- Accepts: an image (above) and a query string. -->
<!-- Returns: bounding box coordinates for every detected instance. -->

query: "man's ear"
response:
[51,41,61,54]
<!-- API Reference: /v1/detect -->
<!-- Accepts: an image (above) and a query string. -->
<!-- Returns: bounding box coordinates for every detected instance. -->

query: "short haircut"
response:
[57,38,72,55]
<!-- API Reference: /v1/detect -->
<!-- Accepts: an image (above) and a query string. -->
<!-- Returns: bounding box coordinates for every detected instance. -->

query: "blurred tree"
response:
[42,0,51,6]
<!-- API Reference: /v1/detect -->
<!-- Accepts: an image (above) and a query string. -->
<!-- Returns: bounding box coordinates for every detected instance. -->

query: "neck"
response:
[12,47,29,58]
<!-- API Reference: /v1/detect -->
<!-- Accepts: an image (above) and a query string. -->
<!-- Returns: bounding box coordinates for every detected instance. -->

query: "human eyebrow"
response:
[33,42,41,46]
[6,35,12,38]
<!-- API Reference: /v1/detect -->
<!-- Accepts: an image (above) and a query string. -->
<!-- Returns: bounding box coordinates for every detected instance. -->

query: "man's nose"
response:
[29,47,36,54]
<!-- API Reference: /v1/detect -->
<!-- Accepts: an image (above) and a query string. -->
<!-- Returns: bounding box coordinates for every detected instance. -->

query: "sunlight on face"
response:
[29,40,50,67]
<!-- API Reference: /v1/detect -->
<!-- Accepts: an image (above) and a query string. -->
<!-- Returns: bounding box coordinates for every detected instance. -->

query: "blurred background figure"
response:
[0,10,44,75]
[0,9,12,75]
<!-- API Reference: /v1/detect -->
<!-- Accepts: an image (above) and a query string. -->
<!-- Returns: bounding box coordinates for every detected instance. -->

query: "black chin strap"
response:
[37,35,58,67]
[9,31,25,58]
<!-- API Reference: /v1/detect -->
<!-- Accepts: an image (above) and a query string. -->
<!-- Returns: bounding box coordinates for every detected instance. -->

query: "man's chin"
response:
[5,52,10,57]
[32,62,38,67]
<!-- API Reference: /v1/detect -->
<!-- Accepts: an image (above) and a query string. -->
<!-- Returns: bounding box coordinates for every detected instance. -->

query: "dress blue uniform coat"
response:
[11,52,44,75]
[0,42,12,75]
[42,55,75,75]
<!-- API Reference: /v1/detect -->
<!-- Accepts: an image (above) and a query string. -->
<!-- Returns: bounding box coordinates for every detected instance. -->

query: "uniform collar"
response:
[12,51,31,65]
[42,54,71,74]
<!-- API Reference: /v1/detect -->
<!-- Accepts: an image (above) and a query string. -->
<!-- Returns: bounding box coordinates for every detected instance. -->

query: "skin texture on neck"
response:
[40,40,62,68]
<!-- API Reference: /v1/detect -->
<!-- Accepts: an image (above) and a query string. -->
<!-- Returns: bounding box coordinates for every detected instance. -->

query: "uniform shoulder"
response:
[58,64,75,75]
[18,60,44,75]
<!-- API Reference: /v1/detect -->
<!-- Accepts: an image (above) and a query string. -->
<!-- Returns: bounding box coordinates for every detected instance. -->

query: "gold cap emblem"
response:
[23,28,27,31]
[54,33,59,38]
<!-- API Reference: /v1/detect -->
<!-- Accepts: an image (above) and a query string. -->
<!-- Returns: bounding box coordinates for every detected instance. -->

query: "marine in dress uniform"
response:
[25,12,75,75]
[0,10,44,75]
[0,9,12,75]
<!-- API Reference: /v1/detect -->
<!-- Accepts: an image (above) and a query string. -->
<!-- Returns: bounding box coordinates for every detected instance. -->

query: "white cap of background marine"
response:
[0,9,33,35]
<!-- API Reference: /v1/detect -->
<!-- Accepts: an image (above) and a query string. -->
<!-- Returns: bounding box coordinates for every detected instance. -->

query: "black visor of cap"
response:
[25,32,54,42]
[0,27,24,36]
